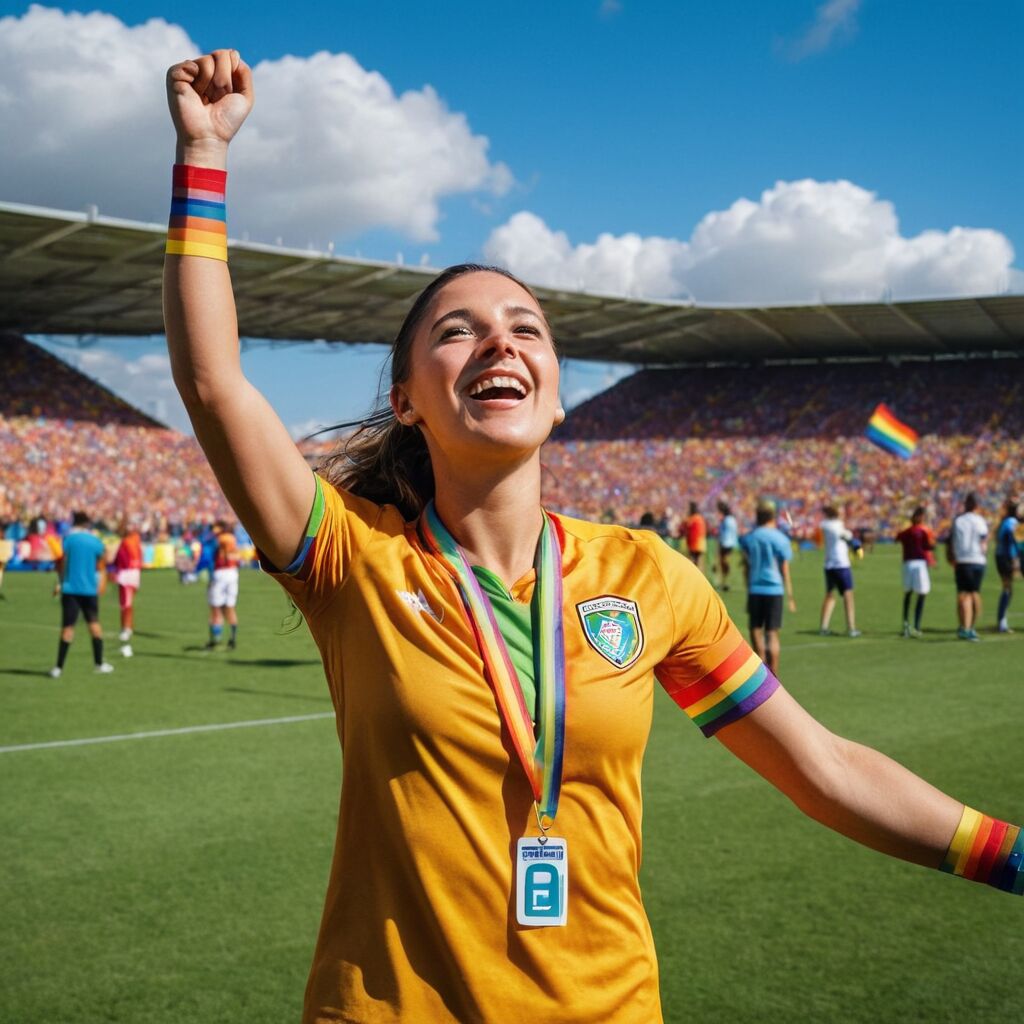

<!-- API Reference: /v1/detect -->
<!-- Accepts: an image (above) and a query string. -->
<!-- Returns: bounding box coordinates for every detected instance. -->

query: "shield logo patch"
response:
[576,595,644,668]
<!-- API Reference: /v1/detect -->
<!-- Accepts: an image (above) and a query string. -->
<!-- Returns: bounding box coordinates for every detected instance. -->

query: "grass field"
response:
[1,546,1021,1023]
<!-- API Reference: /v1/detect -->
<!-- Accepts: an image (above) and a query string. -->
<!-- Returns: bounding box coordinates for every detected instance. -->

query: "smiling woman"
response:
[163,46,1022,1024]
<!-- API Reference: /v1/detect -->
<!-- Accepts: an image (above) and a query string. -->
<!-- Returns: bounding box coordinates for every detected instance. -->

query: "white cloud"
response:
[784,0,861,60]
[484,179,1018,305]
[32,338,190,431]
[0,5,511,244]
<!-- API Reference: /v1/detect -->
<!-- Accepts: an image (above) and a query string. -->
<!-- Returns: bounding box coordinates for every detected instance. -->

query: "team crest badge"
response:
[576,596,644,668]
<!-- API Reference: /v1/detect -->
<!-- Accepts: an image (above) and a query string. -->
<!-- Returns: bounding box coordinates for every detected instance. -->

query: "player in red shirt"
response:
[896,507,934,637]
[112,526,143,657]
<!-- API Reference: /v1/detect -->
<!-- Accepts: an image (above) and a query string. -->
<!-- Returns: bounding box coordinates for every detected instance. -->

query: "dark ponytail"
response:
[317,263,541,521]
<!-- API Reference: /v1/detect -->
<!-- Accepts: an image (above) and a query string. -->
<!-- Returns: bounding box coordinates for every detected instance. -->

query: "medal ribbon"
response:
[420,502,566,826]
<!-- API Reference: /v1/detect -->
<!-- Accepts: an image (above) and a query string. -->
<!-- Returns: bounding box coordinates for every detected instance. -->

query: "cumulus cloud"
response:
[32,338,191,431]
[0,5,510,244]
[484,179,1018,304]
[783,0,861,60]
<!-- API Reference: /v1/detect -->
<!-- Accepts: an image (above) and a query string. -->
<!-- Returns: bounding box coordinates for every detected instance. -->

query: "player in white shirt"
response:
[947,493,989,642]
[819,504,861,638]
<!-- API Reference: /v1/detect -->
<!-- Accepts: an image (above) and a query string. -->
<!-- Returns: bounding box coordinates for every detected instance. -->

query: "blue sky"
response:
[1,0,1020,433]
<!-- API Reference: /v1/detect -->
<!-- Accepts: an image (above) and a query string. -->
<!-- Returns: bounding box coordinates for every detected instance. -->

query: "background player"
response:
[49,511,113,677]
[206,520,240,650]
[896,506,934,637]
[739,499,796,673]
[112,523,143,657]
[948,493,988,641]
[819,503,861,637]
[716,499,738,591]
[680,501,708,573]
[995,497,1020,633]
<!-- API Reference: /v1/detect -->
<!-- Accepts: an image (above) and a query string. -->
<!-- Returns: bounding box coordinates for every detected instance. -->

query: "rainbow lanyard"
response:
[420,502,566,828]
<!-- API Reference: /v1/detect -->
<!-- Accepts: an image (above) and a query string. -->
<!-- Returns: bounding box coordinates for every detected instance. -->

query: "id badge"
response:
[515,836,568,927]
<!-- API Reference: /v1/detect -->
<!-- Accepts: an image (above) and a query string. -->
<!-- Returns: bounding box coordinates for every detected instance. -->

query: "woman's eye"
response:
[440,325,472,339]
[514,325,540,336]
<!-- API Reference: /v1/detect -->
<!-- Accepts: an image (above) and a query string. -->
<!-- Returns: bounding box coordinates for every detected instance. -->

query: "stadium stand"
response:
[3,332,1022,543]
[0,332,231,528]
[542,359,1024,536]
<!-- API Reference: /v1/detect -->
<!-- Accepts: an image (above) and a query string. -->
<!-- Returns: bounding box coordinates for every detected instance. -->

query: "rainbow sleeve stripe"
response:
[941,806,1024,894]
[665,631,780,737]
[166,164,228,262]
[865,403,918,459]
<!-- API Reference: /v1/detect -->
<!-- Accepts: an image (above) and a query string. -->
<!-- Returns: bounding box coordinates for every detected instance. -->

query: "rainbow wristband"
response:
[940,805,1024,894]
[165,164,228,262]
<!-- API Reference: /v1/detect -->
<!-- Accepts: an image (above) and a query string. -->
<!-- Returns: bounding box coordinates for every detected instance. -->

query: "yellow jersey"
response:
[267,475,778,1024]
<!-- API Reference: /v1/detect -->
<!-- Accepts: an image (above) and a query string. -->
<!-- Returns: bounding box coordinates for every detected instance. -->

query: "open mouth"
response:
[466,375,528,402]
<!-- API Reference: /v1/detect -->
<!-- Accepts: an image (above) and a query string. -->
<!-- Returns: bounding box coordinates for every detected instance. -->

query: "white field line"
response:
[0,712,335,754]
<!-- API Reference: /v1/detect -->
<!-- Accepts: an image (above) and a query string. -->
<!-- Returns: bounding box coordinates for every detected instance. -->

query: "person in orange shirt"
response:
[679,501,708,573]
[164,49,1023,1024]
[112,524,143,657]
[205,520,240,649]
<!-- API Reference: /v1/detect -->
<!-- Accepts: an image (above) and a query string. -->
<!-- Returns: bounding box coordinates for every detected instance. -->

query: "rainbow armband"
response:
[165,164,228,262]
[940,806,1024,894]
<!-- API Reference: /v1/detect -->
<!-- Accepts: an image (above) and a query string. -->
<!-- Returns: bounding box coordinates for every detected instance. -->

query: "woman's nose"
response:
[476,329,518,360]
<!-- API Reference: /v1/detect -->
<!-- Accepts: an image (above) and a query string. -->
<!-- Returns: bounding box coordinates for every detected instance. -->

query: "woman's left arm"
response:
[716,686,1001,873]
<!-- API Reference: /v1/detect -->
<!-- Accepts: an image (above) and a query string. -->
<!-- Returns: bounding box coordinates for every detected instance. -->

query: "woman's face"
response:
[391,271,564,467]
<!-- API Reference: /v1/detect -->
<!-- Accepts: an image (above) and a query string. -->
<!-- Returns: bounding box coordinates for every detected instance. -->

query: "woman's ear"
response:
[553,405,566,426]
[390,384,420,426]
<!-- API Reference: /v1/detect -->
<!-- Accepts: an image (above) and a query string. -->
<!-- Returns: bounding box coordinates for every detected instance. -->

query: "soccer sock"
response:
[91,636,104,665]
[56,640,70,669]
[229,624,237,644]
[210,624,224,643]
[902,592,912,625]
[914,595,925,630]
[997,590,1011,625]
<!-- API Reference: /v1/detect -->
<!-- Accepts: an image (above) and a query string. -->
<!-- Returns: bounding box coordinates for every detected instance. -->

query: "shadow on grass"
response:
[223,685,332,703]
[223,657,322,669]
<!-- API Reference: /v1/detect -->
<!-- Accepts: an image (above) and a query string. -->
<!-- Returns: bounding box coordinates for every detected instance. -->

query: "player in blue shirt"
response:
[50,511,114,677]
[995,498,1020,634]
[739,500,797,674]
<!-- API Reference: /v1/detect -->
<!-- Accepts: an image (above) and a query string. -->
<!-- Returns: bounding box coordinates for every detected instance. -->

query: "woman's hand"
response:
[166,49,253,166]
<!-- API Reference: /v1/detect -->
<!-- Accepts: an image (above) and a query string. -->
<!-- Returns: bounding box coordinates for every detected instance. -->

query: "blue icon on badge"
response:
[525,865,560,917]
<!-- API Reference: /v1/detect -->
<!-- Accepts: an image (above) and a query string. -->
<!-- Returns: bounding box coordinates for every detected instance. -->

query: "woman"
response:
[164,49,1021,1024]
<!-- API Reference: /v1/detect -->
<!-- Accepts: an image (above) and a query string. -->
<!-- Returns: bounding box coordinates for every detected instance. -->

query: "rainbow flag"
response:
[866,403,918,459]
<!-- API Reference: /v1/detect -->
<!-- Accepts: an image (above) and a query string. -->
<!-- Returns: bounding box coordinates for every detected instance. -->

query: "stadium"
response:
[2,198,1022,1022]
[1,4,1022,1020]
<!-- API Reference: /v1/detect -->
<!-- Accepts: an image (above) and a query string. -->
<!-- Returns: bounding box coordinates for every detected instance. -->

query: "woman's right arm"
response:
[163,49,314,570]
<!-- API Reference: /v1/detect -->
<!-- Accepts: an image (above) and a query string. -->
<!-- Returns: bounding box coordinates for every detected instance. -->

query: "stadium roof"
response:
[2,200,1023,363]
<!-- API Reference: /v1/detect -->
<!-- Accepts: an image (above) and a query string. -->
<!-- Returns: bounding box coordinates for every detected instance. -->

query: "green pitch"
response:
[1,548,1020,1023]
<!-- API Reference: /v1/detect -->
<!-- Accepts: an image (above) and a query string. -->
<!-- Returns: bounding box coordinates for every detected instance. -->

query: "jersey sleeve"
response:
[259,472,382,618]
[652,543,780,738]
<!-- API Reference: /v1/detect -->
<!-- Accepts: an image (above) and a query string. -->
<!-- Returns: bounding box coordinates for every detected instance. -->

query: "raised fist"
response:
[166,49,253,158]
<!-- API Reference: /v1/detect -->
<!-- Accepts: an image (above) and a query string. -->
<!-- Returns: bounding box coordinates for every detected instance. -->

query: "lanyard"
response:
[420,501,566,828]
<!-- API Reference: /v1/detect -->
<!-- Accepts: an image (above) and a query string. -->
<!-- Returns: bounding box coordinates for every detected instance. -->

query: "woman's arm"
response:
[716,686,964,868]
[163,49,314,569]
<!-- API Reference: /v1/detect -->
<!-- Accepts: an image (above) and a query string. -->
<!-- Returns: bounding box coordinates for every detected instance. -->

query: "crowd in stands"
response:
[543,359,1024,538]
[3,332,1021,548]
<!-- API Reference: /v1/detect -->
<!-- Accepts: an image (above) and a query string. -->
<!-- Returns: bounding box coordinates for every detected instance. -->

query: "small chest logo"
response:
[396,588,443,622]
[576,595,644,668]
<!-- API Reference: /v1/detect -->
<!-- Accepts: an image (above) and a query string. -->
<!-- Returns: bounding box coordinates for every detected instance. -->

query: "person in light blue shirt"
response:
[739,500,796,674]
[50,511,113,678]
[995,497,1020,633]
[716,500,739,592]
